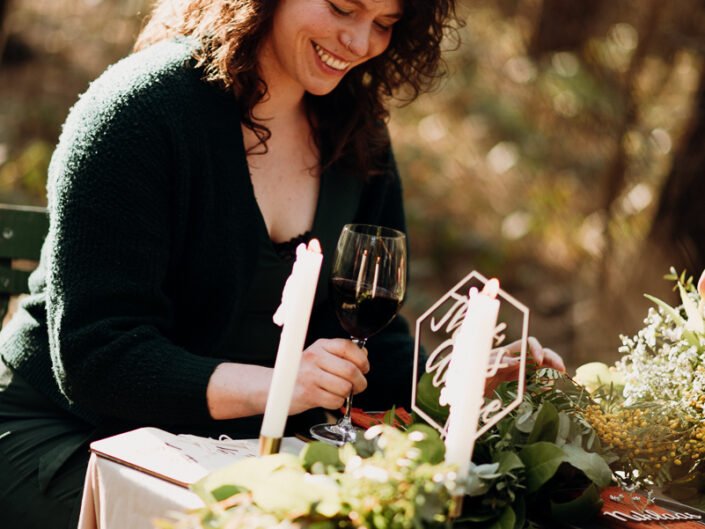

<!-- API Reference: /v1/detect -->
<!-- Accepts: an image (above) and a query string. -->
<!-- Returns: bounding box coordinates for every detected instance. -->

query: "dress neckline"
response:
[271,230,313,261]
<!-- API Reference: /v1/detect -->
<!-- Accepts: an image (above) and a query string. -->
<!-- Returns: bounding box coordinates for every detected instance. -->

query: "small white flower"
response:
[408,431,425,443]
[405,448,421,460]
[364,425,384,440]
[355,464,389,483]
[345,455,363,472]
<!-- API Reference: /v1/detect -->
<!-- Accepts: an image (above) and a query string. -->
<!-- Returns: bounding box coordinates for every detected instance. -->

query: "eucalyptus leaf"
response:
[526,402,559,444]
[514,402,536,433]
[562,443,613,487]
[301,441,343,471]
[518,442,566,493]
[407,423,445,464]
[555,412,571,447]
[191,453,301,506]
[495,451,524,474]
[251,469,342,518]
[210,484,247,502]
[352,435,377,458]
[550,483,603,524]
[416,372,449,424]
[465,467,492,496]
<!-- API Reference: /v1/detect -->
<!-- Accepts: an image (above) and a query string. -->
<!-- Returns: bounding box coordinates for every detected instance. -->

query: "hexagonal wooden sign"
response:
[411,270,529,438]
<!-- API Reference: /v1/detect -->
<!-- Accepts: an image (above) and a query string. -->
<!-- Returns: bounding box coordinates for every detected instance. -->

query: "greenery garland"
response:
[157,368,614,529]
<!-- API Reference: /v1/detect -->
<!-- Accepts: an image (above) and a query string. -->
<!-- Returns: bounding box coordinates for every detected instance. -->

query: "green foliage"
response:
[415,368,613,528]
[549,484,602,524]
[301,441,343,472]
[157,368,616,529]
[160,427,456,529]
[519,441,566,493]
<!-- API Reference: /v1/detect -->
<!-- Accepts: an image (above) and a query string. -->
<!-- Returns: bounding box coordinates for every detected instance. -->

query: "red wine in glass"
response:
[329,278,402,338]
[310,224,406,446]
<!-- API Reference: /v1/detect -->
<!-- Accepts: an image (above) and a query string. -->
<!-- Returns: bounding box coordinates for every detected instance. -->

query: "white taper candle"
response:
[443,278,500,481]
[260,239,323,440]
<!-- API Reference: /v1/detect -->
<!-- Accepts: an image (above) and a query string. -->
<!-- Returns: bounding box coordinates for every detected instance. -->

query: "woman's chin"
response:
[306,82,343,96]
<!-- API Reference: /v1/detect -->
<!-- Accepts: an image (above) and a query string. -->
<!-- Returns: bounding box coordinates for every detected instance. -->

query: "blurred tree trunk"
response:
[598,0,663,293]
[647,64,705,276]
[528,0,604,56]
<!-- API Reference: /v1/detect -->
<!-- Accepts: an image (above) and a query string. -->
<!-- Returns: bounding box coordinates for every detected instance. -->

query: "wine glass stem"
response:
[339,337,367,431]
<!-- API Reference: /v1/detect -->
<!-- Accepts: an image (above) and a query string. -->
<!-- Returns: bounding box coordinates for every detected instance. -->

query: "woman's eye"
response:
[328,1,351,15]
[375,21,392,31]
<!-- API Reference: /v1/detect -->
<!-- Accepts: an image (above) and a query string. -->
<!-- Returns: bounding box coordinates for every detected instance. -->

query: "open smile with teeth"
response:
[313,42,351,71]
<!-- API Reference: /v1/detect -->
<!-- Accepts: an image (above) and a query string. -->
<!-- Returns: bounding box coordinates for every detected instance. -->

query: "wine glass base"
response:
[309,422,360,446]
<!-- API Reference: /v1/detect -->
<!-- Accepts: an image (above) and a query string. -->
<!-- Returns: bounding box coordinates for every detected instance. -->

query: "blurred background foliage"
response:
[1,0,705,369]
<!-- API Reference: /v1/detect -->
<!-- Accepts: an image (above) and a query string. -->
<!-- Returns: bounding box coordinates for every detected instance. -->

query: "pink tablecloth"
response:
[77,453,205,529]
[77,428,305,529]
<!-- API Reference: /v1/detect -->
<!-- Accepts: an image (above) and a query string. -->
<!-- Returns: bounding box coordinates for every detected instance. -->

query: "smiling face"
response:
[259,0,403,97]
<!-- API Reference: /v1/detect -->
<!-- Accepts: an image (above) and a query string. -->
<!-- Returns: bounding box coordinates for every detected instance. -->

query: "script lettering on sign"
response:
[425,291,511,427]
[603,509,702,522]
[411,270,530,439]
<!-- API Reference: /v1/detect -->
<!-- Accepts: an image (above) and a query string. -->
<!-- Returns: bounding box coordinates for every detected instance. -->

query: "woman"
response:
[0,0,562,527]
[0,0,457,526]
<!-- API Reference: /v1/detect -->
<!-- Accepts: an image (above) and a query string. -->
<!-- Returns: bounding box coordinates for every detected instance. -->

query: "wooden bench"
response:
[0,204,48,328]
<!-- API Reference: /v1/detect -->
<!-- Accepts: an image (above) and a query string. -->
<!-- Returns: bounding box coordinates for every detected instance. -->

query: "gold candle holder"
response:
[258,435,282,456]
[449,495,464,519]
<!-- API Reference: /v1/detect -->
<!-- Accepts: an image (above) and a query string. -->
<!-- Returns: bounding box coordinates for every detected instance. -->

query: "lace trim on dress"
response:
[272,231,312,261]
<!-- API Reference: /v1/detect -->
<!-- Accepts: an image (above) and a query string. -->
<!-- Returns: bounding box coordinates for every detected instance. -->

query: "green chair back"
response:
[0,204,48,328]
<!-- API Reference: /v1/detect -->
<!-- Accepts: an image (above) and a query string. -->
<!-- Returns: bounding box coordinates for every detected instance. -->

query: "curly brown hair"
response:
[134,0,458,177]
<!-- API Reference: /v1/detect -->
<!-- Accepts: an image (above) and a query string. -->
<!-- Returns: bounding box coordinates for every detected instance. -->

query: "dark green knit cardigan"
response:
[0,39,415,434]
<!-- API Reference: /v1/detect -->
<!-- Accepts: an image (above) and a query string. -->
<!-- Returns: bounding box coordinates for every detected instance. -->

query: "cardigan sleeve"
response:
[43,58,225,425]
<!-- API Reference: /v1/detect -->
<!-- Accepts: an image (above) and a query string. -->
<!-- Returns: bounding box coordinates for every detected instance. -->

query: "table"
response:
[76,428,705,529]
[77,428,305,529]
[77,454,205,529]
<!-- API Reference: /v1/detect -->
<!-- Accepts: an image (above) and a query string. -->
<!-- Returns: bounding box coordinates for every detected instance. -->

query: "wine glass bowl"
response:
[310,224,407,446]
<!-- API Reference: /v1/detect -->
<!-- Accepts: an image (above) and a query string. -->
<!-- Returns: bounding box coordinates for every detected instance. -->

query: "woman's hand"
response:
[484,336,565,397]
[206,338,369,420]
[290,338,369,414]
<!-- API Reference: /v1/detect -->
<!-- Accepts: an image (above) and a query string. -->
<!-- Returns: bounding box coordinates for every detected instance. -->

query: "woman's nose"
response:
[342,22,372,57]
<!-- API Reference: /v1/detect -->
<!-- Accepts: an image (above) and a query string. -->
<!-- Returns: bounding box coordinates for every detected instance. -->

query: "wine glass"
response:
[310,224,407,445]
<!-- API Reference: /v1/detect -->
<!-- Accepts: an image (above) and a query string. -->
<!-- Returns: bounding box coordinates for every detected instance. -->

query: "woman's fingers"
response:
[291,338,369,413]
[497,336,565,371]
[484,337,566,397]
[541,347,565,372]
[304,339,368,392]
[313,338,370,374]
[304,350,368,395]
